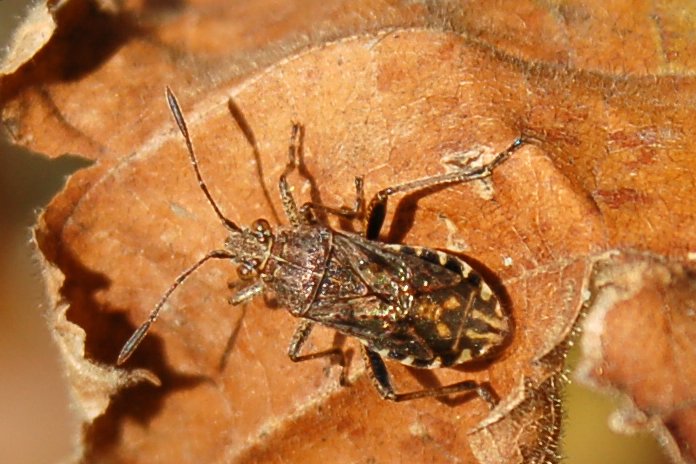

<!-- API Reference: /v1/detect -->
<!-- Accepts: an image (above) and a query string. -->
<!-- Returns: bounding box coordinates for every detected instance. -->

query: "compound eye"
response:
[237,264,253,280]
[251,218,271,242]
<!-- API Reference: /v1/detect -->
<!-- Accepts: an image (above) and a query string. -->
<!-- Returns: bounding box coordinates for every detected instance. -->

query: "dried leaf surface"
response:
[2,1,696,463]
[32,29,599,463]
[3,0,695,159]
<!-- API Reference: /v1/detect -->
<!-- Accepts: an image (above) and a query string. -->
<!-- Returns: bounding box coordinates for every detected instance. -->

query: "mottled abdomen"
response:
[381,246,510,369]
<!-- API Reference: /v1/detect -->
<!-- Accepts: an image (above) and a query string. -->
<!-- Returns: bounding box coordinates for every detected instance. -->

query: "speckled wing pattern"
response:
[303,232,510,368]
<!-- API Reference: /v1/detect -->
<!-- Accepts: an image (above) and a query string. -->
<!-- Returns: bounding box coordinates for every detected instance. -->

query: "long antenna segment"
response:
[117,249,235,365]
[118,88,244,364]
[165,86,241,232]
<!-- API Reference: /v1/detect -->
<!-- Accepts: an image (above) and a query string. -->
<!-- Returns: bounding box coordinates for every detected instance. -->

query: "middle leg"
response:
[288,319,348,386]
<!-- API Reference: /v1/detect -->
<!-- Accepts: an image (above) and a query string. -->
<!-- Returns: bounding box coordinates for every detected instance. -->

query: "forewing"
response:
[305,295,436,362]
[332,233,463,297]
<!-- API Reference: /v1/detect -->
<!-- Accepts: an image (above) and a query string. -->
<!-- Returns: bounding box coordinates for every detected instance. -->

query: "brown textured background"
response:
[0,1,672,463]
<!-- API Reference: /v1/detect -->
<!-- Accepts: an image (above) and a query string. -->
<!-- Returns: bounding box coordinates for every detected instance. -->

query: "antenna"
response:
[165,86,241,232]
[118,89,244,364]
[117,249,235,365]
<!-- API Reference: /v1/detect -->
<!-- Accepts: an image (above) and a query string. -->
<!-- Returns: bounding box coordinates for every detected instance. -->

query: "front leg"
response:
[299,176,365,222]
[288,319,347,386]
[278,123,306,227]
[363,347,498,405]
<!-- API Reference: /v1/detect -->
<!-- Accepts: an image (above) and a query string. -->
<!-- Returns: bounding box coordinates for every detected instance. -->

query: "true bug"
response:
[117,87,524,405]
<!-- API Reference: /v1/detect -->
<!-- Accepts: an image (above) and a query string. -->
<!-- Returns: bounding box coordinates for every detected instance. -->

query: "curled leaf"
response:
[578,252,696,464]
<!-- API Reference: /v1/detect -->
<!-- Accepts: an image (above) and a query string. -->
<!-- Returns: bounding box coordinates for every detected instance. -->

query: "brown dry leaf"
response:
[2,1,696,463]
[577,252,696,464]
[3,0,694,160]
[31,29,598,463]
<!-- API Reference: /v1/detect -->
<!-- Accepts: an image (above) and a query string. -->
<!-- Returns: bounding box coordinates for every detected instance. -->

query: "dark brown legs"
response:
[287,319,347,386]
[363,348,497,405]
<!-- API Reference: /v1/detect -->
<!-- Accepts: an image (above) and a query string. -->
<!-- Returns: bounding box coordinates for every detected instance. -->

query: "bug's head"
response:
[225,218,274,279]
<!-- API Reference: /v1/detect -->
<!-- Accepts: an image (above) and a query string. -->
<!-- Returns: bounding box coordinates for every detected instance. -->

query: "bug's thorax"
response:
[263,224,334,316]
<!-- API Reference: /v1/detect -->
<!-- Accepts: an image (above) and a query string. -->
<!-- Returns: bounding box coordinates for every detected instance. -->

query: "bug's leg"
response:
[299,176,365,222]
[363,348,498,406]
[363,138,524,240]
[279,123,307,227]
[288,319,347,386]
[228,281,264,305]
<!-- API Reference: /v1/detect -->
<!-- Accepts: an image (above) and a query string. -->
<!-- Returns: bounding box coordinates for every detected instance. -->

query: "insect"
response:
[117,87,525,405]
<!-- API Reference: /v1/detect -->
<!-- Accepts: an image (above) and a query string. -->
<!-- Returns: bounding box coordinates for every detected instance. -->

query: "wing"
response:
[302,233,508,368]
[330,232,463,297]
